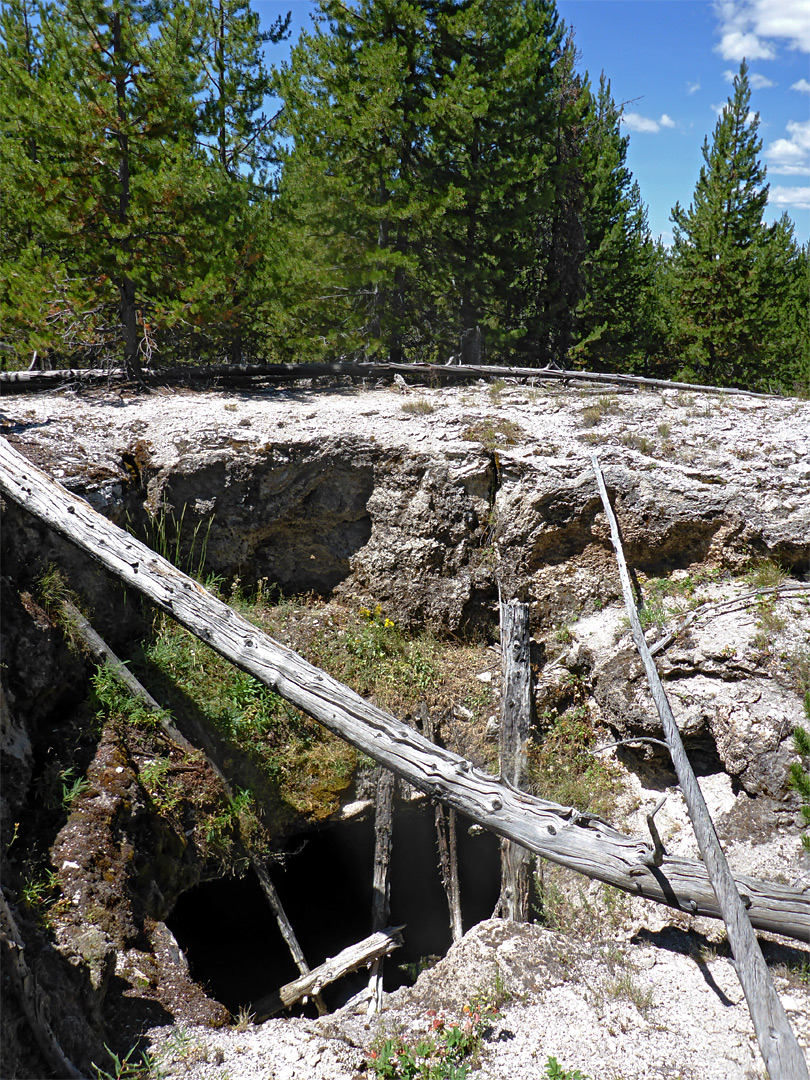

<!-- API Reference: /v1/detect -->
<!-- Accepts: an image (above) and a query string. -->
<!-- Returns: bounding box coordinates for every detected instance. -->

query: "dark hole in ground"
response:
[167,805,501,1015]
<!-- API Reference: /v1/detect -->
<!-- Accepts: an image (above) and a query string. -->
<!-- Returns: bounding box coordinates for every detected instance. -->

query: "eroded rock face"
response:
[1,382,809,1077]
[559,584,810,801]
[144,438,377,595]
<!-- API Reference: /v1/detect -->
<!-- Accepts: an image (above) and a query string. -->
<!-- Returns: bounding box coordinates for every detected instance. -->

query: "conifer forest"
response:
[1,0,808,393]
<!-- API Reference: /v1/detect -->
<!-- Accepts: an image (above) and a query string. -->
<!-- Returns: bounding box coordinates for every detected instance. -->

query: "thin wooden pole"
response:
[253,927,404,1023]
[421,705,463,943]
[591,453,808,1080]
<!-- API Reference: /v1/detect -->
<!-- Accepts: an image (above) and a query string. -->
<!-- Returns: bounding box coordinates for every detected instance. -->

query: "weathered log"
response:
[0,890,88,1080]
[0,436,808,945]
[592,454,808,1080]
[252,927,404,1022]
[0,359,777,398]
[367,768,395,1014]
[435,801,463,943]
[55,596,325,1014]
[498,601,533,922]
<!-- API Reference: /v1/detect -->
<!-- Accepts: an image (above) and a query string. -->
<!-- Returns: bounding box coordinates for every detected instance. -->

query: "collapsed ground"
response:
[1,378,809,1079]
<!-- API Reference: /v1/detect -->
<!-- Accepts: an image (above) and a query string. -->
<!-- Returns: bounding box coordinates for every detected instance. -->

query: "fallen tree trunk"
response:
[0,359,777,399]
[0,436,808,943]
[252,927,404,1022]
[592,454,808,1080]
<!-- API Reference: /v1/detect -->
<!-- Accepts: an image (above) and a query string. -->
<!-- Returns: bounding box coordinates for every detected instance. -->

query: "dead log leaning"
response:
[252,927,404,1023]
[0,436,808,944]
[55,597,326,1014]
[591,454,809,1080]
[498,600,533,922]
[59,599,197,756]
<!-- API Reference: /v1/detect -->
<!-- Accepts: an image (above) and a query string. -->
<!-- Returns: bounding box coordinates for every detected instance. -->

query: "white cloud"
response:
[687,80,701,95]
[621,112,661,133]
[713,0,810,61]
[621,112,677,134]
[769,184,810,210]
[792,77,810,92]
[765,118,810,174]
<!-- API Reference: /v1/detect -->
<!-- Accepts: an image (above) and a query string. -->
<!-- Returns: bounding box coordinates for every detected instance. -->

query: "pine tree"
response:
[272,0,567,365]
[569,76,661,371]
[422,0,564,362]
[196,0,289,181]
[669,60,770,387]
[1,0,214,374]
[526,32,590,364]
[753,215,810,393]
[273,0,442,361]
[1,0,289,372]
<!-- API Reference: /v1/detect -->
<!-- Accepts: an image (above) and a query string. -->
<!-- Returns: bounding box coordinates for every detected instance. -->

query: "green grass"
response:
[789,723,810,852]
[746,558,790,590]
[460,417,523,450]
[528,704,618,817]
[144,618,356,820]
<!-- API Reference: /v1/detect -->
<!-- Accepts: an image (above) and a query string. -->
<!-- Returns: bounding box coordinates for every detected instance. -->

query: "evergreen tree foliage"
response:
[667,59,807,391]
[272,0,567,364]
[569,76,661,372]
[422,0,564,362]
[2,5,805,384]
[526,33,589,364]
[195,0,289,180]
[271,0,437,362]
[0,0,287,371]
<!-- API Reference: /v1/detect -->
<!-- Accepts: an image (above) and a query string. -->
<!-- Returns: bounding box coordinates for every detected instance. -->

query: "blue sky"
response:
[251,0,810,245]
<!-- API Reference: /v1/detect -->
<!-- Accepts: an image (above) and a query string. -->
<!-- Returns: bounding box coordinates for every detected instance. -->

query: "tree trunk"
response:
[0,360,780,399]
[0,435,808,946]
[592,453,808,1080]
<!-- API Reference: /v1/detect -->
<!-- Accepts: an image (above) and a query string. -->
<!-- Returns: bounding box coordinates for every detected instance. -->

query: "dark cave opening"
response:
[166,805,501,1015]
